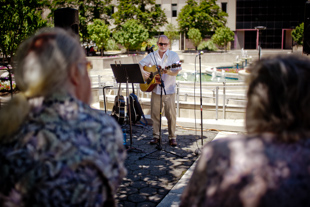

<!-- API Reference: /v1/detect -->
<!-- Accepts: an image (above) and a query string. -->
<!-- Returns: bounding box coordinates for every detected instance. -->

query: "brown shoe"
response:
[150,138,159,145]
[169,139,177,147]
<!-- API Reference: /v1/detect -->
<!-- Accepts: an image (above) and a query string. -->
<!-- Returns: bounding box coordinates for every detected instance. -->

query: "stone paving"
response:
[115,123,219,207]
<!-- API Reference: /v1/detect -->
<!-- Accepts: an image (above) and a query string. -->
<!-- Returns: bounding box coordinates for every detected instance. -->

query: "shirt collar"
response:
[155,49,170,58]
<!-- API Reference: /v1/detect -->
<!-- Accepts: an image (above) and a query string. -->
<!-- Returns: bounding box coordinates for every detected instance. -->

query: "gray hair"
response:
[0,27,84,140]
[157,35,170,43]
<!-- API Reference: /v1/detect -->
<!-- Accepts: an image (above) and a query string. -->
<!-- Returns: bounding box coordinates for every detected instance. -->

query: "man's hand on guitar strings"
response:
[142,69,151,80]
[161,68,168,74]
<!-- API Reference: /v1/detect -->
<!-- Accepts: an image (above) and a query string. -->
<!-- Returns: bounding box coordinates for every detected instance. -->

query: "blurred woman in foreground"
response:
[180,54,310,207]
[0,28,126,206]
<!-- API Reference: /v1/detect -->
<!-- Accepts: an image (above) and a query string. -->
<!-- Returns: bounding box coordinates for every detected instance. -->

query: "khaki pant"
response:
[151,92,176,140]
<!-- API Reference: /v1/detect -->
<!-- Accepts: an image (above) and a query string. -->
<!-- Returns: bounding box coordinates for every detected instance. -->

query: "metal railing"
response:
[175,81,247,120]
[91,75,248,120]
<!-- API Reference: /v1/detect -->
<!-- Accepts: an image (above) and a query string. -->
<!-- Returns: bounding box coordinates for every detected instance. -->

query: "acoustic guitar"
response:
[111,83,125,125]
[140,62,181,92]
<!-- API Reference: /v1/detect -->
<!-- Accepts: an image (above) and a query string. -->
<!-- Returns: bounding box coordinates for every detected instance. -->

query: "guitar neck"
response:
[152,64,180,75]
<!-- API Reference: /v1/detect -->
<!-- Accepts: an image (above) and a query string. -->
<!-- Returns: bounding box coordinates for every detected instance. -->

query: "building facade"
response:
[235,0,307,50]
[111,0,307,50]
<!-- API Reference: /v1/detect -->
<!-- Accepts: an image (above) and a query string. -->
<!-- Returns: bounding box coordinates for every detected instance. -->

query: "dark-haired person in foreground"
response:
[0,28,126,206]
[180,54,310,207]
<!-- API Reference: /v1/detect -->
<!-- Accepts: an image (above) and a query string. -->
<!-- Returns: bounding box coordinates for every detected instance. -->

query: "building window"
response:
[172,4,177,17]
[221,2,227,13]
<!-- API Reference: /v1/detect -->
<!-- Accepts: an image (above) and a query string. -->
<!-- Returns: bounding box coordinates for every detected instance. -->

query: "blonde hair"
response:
[0,27,83,140]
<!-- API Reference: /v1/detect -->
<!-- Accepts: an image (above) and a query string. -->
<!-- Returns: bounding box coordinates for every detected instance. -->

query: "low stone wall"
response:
[87,49,292,70]
[88,54,146,69]
[97,95,246,120]
[178,49,292,66]
[181,52,240,65]
[93,81,247,120]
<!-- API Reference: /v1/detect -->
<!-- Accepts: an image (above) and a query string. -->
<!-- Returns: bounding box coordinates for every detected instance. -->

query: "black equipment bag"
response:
[128,84,147,125]
[129,93,142,124]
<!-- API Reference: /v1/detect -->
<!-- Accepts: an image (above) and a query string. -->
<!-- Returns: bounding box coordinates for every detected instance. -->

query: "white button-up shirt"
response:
[139,49,181,95]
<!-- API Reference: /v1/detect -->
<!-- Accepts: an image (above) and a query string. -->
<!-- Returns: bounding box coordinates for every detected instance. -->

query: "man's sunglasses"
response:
[158,43,168,46]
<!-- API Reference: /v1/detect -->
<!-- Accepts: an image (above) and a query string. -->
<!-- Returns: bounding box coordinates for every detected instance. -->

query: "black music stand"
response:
[111,63,145,152]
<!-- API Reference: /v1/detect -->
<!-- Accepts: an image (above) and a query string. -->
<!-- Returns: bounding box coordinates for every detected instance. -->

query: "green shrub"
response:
[211,26,234,52]
[141,37,158,51]
[198,40,218,51]
[106,39,119,50]
[188,28,202,50]
[113,19,149,52]
[292,22,304,47]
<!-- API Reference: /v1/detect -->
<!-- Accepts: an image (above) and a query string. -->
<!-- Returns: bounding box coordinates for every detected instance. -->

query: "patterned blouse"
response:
[0,92,127,207]
[180,133,310,207]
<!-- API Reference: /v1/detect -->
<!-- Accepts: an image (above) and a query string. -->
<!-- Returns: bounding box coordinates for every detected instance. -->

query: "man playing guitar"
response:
[139,35,182,146]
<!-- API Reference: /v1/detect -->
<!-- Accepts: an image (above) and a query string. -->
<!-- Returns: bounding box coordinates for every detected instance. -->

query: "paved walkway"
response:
[115,123,215,207]
[113,121,242,207]
[157,131,238,207]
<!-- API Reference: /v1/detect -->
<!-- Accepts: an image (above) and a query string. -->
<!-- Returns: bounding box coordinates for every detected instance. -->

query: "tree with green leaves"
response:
[141,37,158,52]
[112,0,167,33]
[292,22,304,48]
[211,26,235,52]
[50,0,112,43]
[198,40,218,51]
[177,0,227,38]
[188,28,202,50]
[0,0,47,64]
[113,19,149,52]
[164,23,179,50]
[87,19,110,56]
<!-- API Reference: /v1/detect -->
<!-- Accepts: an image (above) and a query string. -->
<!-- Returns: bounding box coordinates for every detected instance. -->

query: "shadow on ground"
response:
[116,123,219,207]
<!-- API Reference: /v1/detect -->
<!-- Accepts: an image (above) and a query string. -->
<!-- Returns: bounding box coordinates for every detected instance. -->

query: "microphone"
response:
[196,51,204,56]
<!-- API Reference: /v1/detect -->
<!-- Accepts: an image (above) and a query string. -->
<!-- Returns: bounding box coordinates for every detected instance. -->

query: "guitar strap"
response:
[139,113,148,126]
[163,51,168,66]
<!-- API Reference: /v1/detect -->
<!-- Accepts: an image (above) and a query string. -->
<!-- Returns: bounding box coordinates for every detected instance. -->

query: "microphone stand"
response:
[194,51,206,156]
[139,49,183,160]
[198,51,204,146]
